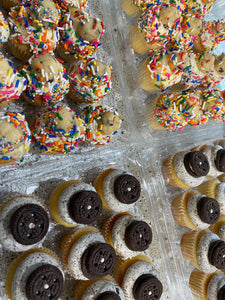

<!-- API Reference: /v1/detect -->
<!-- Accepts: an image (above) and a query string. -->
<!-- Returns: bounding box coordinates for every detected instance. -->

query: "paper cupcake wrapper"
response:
[49,180,80,227]
[171,191,198,230]
[180,230,207,269]
[146,97,166,130]
[217,174,225,183]
[137,59,161,92]
[8,37,32,62]
[209,215,225,238]
[197,178,220,199]
[129,24,151,55]
[121,0,142,17]
[189,269,215,300]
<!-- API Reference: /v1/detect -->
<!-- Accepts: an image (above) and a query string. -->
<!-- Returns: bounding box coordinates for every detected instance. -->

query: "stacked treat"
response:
[2,168,163,300]
[122,0,225,132]
[0,0,122,163]
[162,138,225,299]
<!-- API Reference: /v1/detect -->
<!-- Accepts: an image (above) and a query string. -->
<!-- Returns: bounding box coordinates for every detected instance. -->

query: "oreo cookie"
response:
[217,285,225,300]
[133,274,163,300]
[95,291,121,300]
[208,240,225,269]
[81,242,116,280]
[125,220,152,251]
[183,151,209,177]
[68,190,102,224]
[114,174,141,204]
[10,204,49,245]
[215,149,225,172]
[25,264,63,300]
[197,197,220,224]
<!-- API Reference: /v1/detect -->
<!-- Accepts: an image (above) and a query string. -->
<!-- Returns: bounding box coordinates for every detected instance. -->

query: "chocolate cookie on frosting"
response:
[162,150,210,189]
[49,179,102,227]
[93,169,141,211]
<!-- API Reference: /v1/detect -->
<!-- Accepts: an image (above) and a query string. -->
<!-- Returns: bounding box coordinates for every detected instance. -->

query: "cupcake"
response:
[60,226,116,280]
[6,248,64,300]
[114,255,163,300]
[0,0,19,10]
[0,194,49,252]
[0,112,31,163]
[162,150,210,189]
[121,0,152,17]
[58,9,104,61]
[57,0,88,11]
[22,53,69,106]
[197,178,225,214]
[93,168,141,212]
[74,276,125,300]
[183,0,216,17]
[102,212,152,260]
[0,11,9,47]
[68,57,112,104]
[209,215,225,242]
[129,3,182,54]
[32,105,86,153]
[200,90,225,122]
[49,180,102,227]
[8,0,61,61]
[181,229,225,273]
[0,54,27,107]
[189,269,225,300]
[82,105,121,146]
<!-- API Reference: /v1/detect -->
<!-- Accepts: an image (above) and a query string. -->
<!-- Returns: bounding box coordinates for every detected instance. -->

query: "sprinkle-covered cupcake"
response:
[102,212,152,260]
[68,57,112,104]
[200,90,225,122]
[6,248,64,300]
[0,194,49,252]
[121,0,152,17]
[22,53,69,106]
[162,150,210,189]
[0,112,31,163]
[49,180,102,227]
[58,8,104,61]
[82,105,121,146]
[181,229,225,273]
[171,190,220,230]
[0,11,9,46]
[114,255,163,300]
[93,168,141,211]
[60,226,116,280]
[32,105,86,153]
[56,0,88,11]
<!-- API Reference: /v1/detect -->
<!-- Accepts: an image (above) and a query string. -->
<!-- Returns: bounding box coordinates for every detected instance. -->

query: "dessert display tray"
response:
[1,0,225,300]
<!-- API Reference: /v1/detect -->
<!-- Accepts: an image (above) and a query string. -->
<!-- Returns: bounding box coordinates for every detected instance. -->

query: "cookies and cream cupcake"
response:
[209,215,225,242]
[49,180,102,227]
[0,194,49,252]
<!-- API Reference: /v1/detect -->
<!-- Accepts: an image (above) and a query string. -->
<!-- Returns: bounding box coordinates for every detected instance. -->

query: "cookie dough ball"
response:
[97,112,121,135]
[77,16,103,41]
[214,54,225,76]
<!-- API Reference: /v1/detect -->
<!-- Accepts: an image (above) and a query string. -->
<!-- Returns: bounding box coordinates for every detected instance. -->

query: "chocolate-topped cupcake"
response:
[102,212,152,260]
[114,255,163,300]
[93,169,141,212]
[162,150,209,189]
[50,180,102,227]
[60,226,116,280]
[0,195,49,252]
[6,248,64,300]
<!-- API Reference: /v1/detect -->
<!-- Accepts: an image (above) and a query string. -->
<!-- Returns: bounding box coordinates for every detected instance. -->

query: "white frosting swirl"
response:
[207,274,225,300]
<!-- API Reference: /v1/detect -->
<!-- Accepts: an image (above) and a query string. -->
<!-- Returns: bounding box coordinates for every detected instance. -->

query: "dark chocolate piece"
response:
[215,149,225,172]
[183,151,209,177]
[197,197,220,224]
[69,190,102,224]
[114,174,141,204]
[125,220,152,251]
[208,240,225,269]
[25,264,63,300]
[95,291,121,300]
[218,285,225,300]
[81,243,116,280]
[10,204,49,245]
[133,274,163,300]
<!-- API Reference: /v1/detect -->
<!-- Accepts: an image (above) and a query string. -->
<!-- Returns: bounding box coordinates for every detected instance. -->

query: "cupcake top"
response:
[0,195,49,252]
[32,105,86,153]
[183,0,216,17]
[0,11,9,45]
[22,53,69,106]
[0,112,31,162]
[201,90,225,121]
[8,0,61,56]
[82,105,121,146]
[59,8,104,60]
[68,57,112,103]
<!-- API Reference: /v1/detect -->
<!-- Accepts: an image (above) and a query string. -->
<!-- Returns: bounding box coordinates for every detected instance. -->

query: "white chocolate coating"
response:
[216,183,225,215]
[58,182,96,225]
[67,231,104,280]
[202,145,223,177]
[207,274,225,300]
[81,279,125,300]
[0,196,48,252]
[197,232,219,273]
[11,251,63,300]
[173,152,205,187]
[187,193,210,229]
